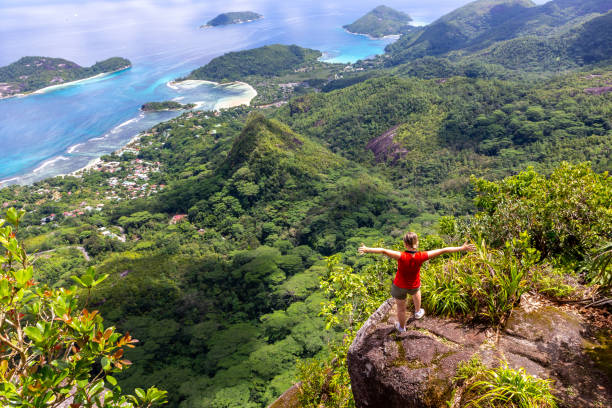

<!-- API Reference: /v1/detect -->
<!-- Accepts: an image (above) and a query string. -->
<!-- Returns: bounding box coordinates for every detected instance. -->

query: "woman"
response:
[359,232,475,332]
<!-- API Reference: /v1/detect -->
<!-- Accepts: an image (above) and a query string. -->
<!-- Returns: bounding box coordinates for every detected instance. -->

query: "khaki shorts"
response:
[391,282,420,300]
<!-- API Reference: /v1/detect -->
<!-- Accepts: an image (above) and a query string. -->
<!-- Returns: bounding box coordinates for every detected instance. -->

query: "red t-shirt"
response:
[393,251,429,289]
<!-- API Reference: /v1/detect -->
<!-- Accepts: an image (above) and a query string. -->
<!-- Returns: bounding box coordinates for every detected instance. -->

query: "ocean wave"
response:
[32,156,70,173]
[67,143,84,154]
[112,116,142,132]
[89,136,107,141]
[0,176,20,186]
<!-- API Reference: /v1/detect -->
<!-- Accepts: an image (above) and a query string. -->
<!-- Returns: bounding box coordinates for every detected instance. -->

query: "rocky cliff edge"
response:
[347,295,611,407]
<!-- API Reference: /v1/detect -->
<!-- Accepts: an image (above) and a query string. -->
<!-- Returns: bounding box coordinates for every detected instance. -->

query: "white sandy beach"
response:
[342,28,401,41]
[167,79,258,111]
[214,83,258,110]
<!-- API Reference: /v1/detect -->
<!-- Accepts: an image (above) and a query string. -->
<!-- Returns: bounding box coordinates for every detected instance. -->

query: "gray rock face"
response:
[366,126,408,164]
[347,298,611,407]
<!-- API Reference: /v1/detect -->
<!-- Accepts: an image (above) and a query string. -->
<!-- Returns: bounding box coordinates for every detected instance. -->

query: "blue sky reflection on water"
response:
[0,0,550,184]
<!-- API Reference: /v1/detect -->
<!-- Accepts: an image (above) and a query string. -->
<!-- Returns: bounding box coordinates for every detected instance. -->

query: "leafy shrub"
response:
[298,253,395,407]
[296,358,353,408]
[0,208,167,408]
[471,163,612,261]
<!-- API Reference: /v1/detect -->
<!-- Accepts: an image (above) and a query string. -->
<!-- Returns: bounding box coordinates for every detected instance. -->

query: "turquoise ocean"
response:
[0,0,495,185]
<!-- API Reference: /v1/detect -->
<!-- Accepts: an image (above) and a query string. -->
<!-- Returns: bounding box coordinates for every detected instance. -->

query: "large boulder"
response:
[347,297,611,407]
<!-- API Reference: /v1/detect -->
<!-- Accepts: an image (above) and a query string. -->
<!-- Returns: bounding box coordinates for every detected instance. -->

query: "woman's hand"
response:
[358,243,369,254]
[461,242,476,252]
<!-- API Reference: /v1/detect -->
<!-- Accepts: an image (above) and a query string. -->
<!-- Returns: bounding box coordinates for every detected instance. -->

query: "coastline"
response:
[342,27,401,41]
[0,65,131,101]
[0,77,257,186]
[167,79,258,110]
[67,81,257,177]
[69,133,142,177]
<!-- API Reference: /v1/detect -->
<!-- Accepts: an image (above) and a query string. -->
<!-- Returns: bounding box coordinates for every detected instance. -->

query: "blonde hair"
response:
[403,232,418,249]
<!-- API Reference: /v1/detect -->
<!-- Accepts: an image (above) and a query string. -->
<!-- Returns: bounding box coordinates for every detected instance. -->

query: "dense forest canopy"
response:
[141,101,196,111]
[186,45,322,83]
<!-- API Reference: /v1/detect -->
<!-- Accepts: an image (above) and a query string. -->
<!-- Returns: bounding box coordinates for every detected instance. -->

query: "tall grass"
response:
[466,362,557,408]
[421,234,538,324]
[591,242,612,289]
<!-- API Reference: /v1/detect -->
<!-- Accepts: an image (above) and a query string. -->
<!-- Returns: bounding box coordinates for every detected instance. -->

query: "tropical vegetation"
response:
[2,0,611,406]
[186,45,321,83]
[0,208,167,408]
[141,102,196,112]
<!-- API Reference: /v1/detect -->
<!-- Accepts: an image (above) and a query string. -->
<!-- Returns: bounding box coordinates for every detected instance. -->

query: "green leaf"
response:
[43,391,55,404]
[6,208,19,227]
[24,326,43,343]
[101,357,111,371]
[4,208,25,228]
[13,266,33,286]
[71,276,86,287]
[0,279,10,298]
[89,379,105,397]
[81,274,94,287]
[106,375,117,386]
[134,388,146,400]
[93,273,109,287]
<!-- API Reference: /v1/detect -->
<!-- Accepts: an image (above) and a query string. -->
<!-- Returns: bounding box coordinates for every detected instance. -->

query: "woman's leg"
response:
[411,289,421,313]
[396,298,407,329]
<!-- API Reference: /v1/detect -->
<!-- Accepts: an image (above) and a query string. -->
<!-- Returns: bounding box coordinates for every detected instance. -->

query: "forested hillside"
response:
[343,5,414,38]
[384,0,612,69]
[4,63,611,406]
[186,45,322,83]
[204,11,263,27]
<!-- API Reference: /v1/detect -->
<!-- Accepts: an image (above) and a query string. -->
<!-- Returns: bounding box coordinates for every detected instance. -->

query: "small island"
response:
[0,56,131,99]
[140,101,196,112]
[343,5,414,38]
[201,11,263,28]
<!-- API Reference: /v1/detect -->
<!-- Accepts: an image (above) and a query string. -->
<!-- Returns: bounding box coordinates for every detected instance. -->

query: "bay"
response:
[0,0,546,185]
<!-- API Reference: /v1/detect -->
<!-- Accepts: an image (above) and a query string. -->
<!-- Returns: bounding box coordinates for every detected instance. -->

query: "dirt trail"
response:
[34,246,90,262]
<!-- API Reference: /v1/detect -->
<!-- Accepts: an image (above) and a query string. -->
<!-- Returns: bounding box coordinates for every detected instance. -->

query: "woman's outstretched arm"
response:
[359,244,402,260]
[426,242,475,260]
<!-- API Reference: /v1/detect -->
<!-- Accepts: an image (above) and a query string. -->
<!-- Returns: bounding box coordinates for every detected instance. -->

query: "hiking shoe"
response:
[414,308,425,319]
[395,322,406,333]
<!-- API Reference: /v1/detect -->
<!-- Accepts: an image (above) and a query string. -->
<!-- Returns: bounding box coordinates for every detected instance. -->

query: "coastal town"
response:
[2,108,242,233]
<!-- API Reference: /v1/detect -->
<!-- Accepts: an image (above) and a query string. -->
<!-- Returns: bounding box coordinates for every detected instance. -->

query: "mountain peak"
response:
[224,113,340,177]
[344,5,413,38]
